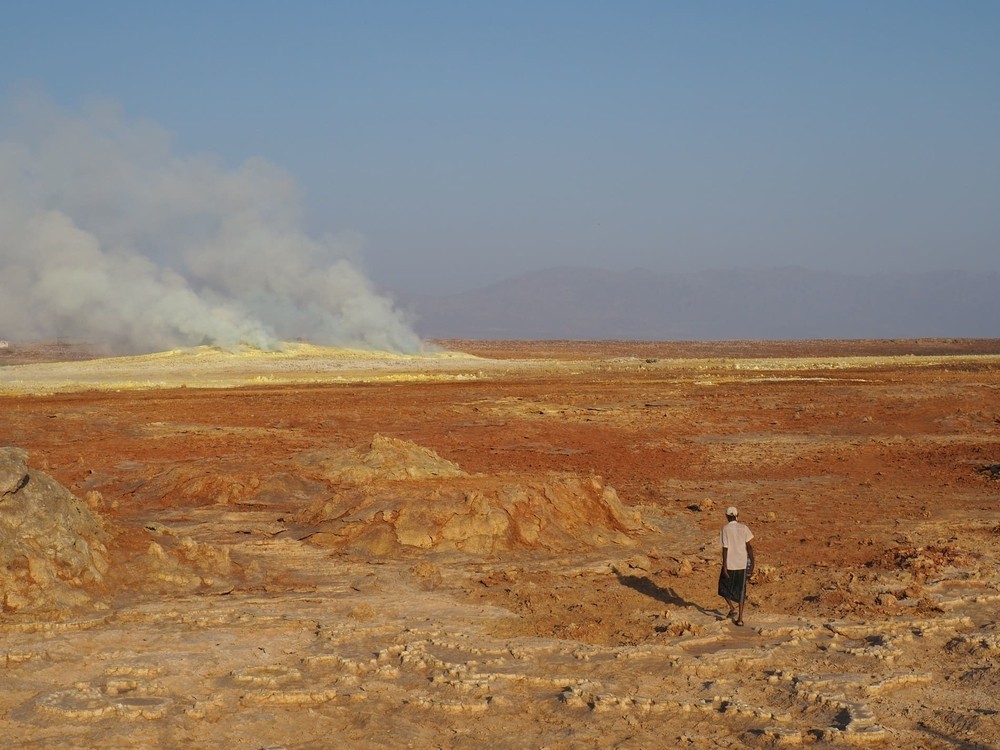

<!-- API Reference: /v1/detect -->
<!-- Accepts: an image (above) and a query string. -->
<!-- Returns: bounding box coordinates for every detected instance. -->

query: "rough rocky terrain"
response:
[1,339,998,749]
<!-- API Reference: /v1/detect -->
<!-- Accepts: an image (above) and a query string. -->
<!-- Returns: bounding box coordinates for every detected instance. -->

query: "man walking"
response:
[718,506,754,626]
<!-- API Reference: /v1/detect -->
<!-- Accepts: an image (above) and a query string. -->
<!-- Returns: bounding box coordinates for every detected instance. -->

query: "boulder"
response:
[0,447,110,613]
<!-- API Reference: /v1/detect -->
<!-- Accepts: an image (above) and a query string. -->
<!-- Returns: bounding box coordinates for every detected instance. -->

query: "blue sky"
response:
[4,1,999,294]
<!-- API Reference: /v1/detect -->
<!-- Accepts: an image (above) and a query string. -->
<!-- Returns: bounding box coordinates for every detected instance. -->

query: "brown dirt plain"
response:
[1,338,999,749]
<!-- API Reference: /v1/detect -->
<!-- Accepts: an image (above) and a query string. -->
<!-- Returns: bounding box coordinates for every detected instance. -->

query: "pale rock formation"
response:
[0,447,110,612]
[304,433,468,483]
[295,436,644,555]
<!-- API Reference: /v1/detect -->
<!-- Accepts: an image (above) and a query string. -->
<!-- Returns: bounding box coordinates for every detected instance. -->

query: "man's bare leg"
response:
[736,574,747,626]
[723,598,737,619]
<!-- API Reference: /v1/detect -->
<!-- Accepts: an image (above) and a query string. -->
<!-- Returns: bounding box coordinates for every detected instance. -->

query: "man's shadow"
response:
[615,571,721,619]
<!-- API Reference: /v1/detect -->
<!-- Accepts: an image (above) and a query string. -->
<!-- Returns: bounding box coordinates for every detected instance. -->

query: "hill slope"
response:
[396,267,1000,340]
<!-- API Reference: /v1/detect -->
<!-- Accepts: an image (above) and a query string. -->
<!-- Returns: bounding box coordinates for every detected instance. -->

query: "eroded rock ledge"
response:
[293,435,646,555]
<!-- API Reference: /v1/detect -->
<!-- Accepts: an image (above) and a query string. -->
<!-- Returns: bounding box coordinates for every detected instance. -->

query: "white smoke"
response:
[0,94,423,354]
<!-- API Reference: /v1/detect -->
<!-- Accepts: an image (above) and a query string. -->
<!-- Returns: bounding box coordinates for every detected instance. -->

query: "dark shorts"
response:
[718,568,746,602]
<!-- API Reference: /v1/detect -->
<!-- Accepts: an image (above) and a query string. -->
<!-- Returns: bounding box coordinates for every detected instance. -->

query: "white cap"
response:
[726,506,738,517]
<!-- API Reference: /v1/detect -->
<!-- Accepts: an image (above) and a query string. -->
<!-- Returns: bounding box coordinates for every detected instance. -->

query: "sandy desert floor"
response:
[1,339,999,749]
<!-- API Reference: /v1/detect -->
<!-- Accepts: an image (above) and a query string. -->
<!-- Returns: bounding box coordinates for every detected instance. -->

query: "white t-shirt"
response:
[720,521,754,571]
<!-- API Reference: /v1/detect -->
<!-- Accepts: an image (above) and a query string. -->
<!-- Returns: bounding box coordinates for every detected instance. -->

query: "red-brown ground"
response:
[1,339,998,748]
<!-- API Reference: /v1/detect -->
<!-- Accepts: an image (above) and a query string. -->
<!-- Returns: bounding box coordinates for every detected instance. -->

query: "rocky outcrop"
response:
[301,433,468,483]
[295,436,644,555]
[0,447,110,612]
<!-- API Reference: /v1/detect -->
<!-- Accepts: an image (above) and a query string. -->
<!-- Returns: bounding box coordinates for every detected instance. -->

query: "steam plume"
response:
[0,94,422,354]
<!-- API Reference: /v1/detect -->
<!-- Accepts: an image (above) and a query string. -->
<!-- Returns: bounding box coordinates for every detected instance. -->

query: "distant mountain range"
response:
[393,266,1000,340]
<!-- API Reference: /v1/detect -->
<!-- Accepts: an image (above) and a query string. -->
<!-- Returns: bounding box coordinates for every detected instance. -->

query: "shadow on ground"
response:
[616,573,721,619]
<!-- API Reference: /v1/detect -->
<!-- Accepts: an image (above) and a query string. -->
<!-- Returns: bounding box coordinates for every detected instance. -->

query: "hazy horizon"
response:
[3,2,998,334]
